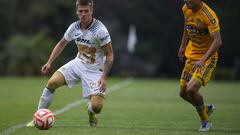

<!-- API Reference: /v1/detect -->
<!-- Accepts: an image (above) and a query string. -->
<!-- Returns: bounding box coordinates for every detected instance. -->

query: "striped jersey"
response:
[64,18,111,70]
[182,2,220,60]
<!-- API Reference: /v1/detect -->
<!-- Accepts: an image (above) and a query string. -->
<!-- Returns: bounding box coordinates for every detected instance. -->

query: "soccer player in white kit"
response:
[27,0,114,127]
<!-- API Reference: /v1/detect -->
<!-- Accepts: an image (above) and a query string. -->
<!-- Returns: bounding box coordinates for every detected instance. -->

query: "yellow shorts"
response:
[180,56,218,87]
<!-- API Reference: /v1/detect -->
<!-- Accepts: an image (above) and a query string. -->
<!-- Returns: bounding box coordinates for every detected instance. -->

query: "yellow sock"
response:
[205,105,209,114]
[198,106,209,121]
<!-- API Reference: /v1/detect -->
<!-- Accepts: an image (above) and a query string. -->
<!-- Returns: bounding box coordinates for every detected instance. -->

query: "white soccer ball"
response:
[33,109,55,130]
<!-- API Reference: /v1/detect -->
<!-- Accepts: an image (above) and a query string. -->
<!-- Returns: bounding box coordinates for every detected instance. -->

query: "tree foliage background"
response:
[0,0,239,80]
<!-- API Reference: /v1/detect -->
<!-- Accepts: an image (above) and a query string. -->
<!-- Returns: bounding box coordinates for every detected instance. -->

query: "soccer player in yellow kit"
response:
[178,0,222,131]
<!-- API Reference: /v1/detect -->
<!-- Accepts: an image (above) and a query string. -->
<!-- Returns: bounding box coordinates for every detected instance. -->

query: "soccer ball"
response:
[33,109,55,130]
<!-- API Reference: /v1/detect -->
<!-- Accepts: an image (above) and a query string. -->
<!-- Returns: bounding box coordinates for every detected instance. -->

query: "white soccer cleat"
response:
[88,110,98,127]
[198,121,212,132]
[207,104,215,117]
[26,120,34,127]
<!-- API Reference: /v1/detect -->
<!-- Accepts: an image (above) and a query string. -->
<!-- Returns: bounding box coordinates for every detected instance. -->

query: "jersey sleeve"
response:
[96,25,111,46]
[203,9,220,33]
[64,22,77,42]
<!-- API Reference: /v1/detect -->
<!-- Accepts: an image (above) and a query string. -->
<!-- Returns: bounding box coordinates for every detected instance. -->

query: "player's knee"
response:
[91,103,103,114]
[187,84,198,96]
[90,95,104,114]
[47,72,65,90]
[47,79,59,90]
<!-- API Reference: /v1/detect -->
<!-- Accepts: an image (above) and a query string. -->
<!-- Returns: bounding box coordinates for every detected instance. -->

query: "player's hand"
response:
[41,63,51,74]
[193,60,205,73]
[178,47,185,62]
[98,77,106,93]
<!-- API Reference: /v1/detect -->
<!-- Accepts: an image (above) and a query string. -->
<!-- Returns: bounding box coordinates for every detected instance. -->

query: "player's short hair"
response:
[76,0,93,7]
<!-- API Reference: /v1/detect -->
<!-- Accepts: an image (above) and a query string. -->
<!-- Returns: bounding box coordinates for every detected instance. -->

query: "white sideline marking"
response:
[0,78,133,135]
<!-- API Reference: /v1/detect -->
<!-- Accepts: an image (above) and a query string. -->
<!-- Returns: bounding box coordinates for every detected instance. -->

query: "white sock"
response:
[87,102,95,114]
[38,87,54,110]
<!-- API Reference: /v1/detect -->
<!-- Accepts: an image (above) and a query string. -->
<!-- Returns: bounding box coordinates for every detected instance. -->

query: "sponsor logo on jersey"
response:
[186,25,209,35]
[76,38,92,44]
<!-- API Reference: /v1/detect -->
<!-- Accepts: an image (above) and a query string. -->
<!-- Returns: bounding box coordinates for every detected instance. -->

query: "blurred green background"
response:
[0,0,239,80]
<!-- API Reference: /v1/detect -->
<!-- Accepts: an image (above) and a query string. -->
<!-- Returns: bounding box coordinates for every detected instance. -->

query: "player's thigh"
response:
[47,71,66,90]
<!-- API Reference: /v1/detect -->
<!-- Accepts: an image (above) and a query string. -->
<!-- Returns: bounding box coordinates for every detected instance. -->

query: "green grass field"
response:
[0,77,240,135]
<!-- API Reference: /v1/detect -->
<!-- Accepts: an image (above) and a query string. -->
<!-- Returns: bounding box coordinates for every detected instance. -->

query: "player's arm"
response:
[194,30,222,72]
[178,24,189,62]
[98,42,114,92]
[200,30,222,62]
[41,37,68,74]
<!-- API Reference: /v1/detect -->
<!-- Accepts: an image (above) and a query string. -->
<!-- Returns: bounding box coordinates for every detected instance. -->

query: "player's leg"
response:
[38,58,82,110]
[81,66,106,127]
[187,78,212,132]
[187,79,209,120]
[38,71,66,109]
[27,59,80,127]
[26,71,65,127]
[179,85,195,106]
[87,95,104,127]
[89,95,104,114]
[179,59,195,106]
[190,57,217,131]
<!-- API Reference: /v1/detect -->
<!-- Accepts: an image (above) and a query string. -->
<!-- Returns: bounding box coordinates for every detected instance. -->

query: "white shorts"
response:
[57,58,105,98]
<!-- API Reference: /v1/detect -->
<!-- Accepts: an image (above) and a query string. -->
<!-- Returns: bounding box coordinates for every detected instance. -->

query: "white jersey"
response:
[64,18,111,70]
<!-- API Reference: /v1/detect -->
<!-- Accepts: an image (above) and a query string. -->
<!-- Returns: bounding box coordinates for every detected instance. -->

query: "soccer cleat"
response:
[207,104,215,117]
[26,120,34,127]
[88,110,98,127]
[198,121,212,132]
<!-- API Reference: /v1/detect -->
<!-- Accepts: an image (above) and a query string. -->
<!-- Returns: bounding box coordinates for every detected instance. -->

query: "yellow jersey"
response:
[182,2,220,60]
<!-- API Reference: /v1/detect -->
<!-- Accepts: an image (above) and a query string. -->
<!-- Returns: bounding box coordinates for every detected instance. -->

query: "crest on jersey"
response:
[210,19,216,26]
